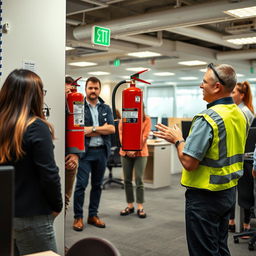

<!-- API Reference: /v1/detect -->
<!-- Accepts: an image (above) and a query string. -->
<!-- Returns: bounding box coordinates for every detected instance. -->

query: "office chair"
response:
[66,237,121,256]
[103,146,124,189]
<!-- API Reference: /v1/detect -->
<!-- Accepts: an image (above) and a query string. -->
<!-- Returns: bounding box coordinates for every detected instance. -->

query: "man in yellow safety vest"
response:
[154,63,248,256]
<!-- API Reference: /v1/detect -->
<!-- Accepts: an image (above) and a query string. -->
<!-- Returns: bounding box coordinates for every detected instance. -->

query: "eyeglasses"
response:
[43,89,47,96]
[207,63,226,85]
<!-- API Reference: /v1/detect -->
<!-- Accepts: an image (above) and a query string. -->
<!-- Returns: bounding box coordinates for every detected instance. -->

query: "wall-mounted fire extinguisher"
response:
[112,70,150,151]
[66,77,85,153]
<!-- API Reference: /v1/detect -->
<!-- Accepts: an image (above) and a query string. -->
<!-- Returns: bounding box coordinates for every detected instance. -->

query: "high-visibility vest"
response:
[181,103,247,191]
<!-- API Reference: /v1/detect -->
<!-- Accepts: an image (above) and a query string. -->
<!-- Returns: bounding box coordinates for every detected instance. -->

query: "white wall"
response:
[2,0,66,254]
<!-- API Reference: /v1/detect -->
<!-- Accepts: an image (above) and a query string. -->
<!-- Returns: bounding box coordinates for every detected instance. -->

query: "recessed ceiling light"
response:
[224,6,256,18]
[88,71,110,76]
[179,77,198,80]
[69,61,97,67]
[248,78,256,82]
[178,60,207,66]
[226,37,256,45]
[66,46,74,51]
[126,67,149,72]
[199,68,207,72]
[236,73,244,77]
[153,72,175,76]
[120,75,130,79]
[127,51,161,58]
[147,79,154,82]
[164,82,176,85]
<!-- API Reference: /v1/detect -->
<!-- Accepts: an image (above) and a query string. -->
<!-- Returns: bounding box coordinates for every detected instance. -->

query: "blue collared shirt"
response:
[86,100,104,147]
[183,97,234,161]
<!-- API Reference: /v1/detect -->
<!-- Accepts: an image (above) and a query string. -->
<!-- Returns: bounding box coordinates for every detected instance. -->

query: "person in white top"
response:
[229,81,255,235]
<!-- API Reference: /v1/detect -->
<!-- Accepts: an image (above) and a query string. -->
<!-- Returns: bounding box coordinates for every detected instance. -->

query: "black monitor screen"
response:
[181,121,192,140]
[0,166,14,256]
[161,117,168,126]
[245,127,256,153]
[150,117,158,131]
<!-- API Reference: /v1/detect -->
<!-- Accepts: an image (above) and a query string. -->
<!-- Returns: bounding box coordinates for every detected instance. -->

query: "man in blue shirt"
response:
[73,77,115,231]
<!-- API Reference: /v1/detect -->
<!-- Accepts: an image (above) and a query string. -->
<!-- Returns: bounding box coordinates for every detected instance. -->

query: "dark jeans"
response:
[74,148,107,218]
[185,187,236,256]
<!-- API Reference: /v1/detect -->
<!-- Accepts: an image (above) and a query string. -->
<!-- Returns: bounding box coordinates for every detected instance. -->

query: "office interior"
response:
[1,0,256,255]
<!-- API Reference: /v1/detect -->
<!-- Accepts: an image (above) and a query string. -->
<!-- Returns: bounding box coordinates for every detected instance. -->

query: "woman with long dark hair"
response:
[0,69,63,255]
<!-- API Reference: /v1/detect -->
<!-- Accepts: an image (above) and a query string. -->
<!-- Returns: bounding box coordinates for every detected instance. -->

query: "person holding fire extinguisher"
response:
[65,76,80,214]
[73,76,115,231]
[119,105,151,218]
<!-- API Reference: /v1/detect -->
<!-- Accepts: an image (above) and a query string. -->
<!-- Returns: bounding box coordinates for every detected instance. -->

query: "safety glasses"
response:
[207,63,225,85]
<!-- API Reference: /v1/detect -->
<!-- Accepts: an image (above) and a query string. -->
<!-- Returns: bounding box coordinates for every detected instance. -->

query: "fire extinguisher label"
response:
[73,102,84,126]
[122,108,138,123]
[135,96,141,102]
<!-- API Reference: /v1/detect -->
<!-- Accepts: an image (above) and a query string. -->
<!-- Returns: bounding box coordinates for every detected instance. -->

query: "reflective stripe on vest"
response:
[181,104,247,191]
[200,109,244,169]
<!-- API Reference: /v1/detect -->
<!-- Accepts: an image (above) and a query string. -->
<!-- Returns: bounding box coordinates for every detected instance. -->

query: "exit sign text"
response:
[92,26,111,47]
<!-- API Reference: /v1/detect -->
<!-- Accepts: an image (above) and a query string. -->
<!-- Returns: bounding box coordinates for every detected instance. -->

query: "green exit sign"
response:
[92,26,111,47]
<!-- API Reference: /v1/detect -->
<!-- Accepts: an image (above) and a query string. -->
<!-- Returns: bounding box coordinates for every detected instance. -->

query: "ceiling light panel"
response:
[154,72,175,76]
[236,73,244,77]
[126,67,149,72]
[179,77,198,80]
[224,6,256,18]
[69,61,97,67]
[226,37,256,45]
[66,46,74,51]
[88,71,110,76]
[178,60,207,66]
[127,51,161,58]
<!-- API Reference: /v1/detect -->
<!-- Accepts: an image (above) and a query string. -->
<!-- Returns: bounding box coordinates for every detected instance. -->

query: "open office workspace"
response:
[2,0,256,256]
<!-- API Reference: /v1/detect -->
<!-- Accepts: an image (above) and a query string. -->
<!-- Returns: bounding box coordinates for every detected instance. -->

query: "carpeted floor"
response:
[65,171,255,256]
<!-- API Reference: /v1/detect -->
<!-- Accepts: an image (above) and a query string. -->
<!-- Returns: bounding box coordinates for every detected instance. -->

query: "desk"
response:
[145,140,171,188]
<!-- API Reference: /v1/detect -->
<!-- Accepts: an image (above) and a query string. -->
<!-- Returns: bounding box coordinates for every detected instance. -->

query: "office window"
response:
[176,86,205,117]
[146,87,174,117]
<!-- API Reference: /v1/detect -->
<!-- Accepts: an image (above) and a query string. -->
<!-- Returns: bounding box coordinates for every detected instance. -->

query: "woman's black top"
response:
[3,119,63,217]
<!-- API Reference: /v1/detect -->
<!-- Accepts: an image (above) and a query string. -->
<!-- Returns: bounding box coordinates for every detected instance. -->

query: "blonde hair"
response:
[0,69,54,163]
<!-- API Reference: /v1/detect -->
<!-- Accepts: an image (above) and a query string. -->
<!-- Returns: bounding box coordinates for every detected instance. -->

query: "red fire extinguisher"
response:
[112,70,150,151]
[66,77,85,153]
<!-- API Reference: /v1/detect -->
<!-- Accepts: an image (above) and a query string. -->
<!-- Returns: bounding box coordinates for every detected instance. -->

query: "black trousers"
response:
[185,187,236,256]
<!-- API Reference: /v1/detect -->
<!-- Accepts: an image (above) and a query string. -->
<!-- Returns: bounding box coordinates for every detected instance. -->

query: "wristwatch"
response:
[92,126,96,132]
[175,139,185,148]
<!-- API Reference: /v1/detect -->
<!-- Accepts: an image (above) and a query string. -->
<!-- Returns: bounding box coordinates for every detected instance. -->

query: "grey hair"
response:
[212,64,237,92]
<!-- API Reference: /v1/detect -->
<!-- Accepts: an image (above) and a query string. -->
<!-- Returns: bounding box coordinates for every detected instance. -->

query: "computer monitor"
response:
[161,117,168,126]
[0,165,14,256]
[245,127,256,153]
[181,120,192,140]
[150,117,158,131]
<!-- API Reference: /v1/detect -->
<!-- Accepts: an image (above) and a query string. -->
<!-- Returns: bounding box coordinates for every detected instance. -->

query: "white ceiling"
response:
[66,0,256,87]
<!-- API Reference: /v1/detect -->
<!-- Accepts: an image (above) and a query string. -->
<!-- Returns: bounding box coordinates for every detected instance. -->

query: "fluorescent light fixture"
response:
[153,72,175,76]
[164,82,176,85]
[236,73,244,77]
[126,67,149,72]
[66,46,74,51]
[178,60,207,66]
[120,75,130,79]
[179,77,198,80]
[199,68,207,72]
[69,61,97,67]
[127,51,161,58]
[88,71,110,76]
[146,79,154,82]
[226,37,256,45]
[248,78,256,82]
[224,6,256,18]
